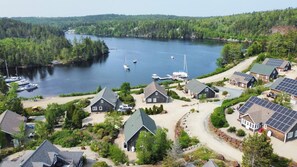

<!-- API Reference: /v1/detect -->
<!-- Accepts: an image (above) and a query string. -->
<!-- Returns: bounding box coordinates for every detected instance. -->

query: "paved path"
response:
[199,56,257,83]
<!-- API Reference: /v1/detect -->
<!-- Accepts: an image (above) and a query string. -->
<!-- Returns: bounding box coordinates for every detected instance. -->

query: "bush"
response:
[109,144,128,165]
[119,93,135,107]
[236,129,246,137]
[222,91,228,96]
[227,126,236,133]
[226,108,234,114]
[50,130,92,147]
[93,161,109,167]
[167,90,180,99]
[142,105,164,115]
[178,130,199,149]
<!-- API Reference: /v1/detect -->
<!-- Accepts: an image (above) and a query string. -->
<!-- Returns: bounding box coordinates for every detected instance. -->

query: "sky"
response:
[0,0,297,17]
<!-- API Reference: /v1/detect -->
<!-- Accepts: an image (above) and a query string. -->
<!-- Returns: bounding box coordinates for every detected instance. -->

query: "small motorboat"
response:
[133,59,137,64]
[171,56,175,59]
[24,83,38,91]
[123,64,130,71]
[15,79,29,86]
[5,76,22,83]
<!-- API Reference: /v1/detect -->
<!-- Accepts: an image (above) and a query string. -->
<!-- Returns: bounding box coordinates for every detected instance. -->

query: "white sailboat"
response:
[172,54,188,80]
[123,56,130,71]
[4,61,21,83]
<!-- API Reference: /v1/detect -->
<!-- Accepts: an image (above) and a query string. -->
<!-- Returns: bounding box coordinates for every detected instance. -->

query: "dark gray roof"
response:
[0,110,25,135]
[144,81,168,99]
[124,109,157,143]
[185,79,214,94]
[239,96,297,133]
[230,72,256,84]
[90,87,119,107]
[203,160,219,167]
[20,140,83,167]
[250,63,276,76]
[270,77,297,97]
[262,58,290,68]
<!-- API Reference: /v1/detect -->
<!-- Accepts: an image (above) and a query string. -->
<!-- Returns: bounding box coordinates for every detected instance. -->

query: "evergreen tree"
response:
[242,133,273,167]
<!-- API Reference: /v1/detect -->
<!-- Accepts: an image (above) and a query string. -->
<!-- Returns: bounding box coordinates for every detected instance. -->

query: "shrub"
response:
[222,91,228,96]
[167,90,180,99]
[236,129,246,137]
[226,108,234,114]
[50,130,92,147]
[227,126,236,133]
[142,105,164,115]
[119,93,135,107]
[93,161,109,167]
[178,130,199,149]
[109,144,128,165]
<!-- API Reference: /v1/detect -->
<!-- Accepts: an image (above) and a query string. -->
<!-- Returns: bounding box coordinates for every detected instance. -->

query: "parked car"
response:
[267,92,277,99]
[117,104,133,112]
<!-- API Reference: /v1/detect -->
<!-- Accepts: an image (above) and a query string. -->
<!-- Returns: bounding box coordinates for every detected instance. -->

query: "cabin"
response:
[270,77,297,104]
[250,63,278,83]
[90,87,121,112]
[229,72,256,88]
[124,109,157,151]
[144,81,169,103]
[262,58,291,72]
[0,110,26,147]
[238,96,297,142]
[1,140,83,167]
[184,79,215,99]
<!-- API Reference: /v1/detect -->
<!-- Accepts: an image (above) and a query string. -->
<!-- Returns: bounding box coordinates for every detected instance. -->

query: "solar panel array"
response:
[264,58,285,67]
[274,78,297,97]
[234,72,254,81]
[239,96,297,133]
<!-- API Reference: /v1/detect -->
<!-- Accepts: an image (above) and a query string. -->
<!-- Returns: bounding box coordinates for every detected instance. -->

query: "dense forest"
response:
[0,18,109,67]
[14,8,297,40]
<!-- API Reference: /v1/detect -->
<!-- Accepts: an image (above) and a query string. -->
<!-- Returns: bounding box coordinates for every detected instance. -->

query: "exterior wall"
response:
[269,69,278,80]
[126,127,148,151]
[286,123,297,142]
[196,87,215,99]
[145,91,168,103]
[229,77,256,88]
[240,118,261,132]
[91,98,115,112]
[251,72,277,83]
[266,125,285,142]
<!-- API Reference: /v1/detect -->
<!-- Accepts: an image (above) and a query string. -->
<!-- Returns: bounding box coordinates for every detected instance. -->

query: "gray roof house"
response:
[1,140,83,167]
[185,79,215,99]
[250,63,278,82]
[270,77,297,98]
[124,109,157,151]
[144,81,169,103]
[203,160,218,167]
[262,58,291,71]
[229,72,256,88]
[90,87,121,112]
[0,110,25,146]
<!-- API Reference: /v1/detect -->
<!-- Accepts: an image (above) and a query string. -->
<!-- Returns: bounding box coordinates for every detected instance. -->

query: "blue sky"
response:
[1,0,297,17]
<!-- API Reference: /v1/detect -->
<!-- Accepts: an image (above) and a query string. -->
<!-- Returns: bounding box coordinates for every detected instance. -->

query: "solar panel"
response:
[272,77,297,97]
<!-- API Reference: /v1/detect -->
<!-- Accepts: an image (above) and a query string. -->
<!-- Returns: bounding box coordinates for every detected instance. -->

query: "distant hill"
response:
[12,8,297,40]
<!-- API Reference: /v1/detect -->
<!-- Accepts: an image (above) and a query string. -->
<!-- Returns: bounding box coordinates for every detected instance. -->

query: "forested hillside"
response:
[0,18,109,67]
[14,8,297,40]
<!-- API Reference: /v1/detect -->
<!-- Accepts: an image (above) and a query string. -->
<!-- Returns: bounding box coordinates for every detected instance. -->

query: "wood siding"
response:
[251,69,278,83]
[266,126,285,141]
[229,79,256,88]
[196,88,215,99]
[145,91,168,103]
[91,98,115,112]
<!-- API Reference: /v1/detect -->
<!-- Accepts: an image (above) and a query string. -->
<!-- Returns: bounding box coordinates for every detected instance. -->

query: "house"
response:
[262,58,291,72]
[184,79,215,99]
[144,81,169,103]
[203,160,218,167]
[238,96,297,142]
[90,87,121,112]
[1,140,83,167]
[270,77,297,104]
[124,109,157,151]
[250,63,278,83]
[229,72,256,88]
[0,110,26,147]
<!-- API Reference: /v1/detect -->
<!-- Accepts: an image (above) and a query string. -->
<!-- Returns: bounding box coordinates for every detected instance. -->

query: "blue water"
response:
[16,34,223,97]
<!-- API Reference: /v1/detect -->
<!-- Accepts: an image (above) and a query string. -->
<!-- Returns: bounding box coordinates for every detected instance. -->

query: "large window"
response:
[295,130,297,138]
[288,132,293,139]
[147,98,152,102]
[99,106,103,111]
[92,106,97,111]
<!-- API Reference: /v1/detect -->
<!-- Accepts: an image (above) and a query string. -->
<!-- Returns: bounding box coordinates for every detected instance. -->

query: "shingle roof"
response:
[90,87,119,107]
[185,79,213,94]
[144,81,168,99]
[250,63,276,76]
[0,110,25,135]
[262,58,290,69]
[20,140,83,167]
[203,160,218,167]
[230,72,255,84]
[241,104,275,124]
[124,109,157,143]
[270,77,297,97]
[239,96,297,133]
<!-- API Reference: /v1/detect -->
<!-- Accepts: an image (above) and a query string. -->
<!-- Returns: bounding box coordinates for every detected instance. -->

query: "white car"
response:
[118,104,133,112]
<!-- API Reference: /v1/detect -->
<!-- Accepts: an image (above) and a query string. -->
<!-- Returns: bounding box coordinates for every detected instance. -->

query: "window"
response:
[147,98,152,102]
[153,98,157,102]
[100,100,104,103]
[288,132,293,139]
[92,106,97,111]
[295,130,297,138]
[155,92,158,95]
[99,106,103,111]
[205,88,209,92]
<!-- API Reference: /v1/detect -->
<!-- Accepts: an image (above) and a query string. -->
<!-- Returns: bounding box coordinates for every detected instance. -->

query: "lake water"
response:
[13,34,223,97]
